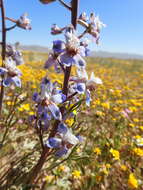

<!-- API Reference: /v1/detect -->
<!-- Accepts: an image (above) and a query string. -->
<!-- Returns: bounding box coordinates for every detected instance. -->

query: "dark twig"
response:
[64,92,78,102]
[78,29,88,39]
[6,24,17,31]
[58,0,72,10]
[58,60,65,73]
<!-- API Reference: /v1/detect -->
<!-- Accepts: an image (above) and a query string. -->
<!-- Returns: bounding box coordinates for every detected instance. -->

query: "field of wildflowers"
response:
[1,53,143,189]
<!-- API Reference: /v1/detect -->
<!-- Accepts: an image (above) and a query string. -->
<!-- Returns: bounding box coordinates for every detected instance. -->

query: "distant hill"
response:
[19,44,143,60]
[19,44,50,53]
[91,51,143,60]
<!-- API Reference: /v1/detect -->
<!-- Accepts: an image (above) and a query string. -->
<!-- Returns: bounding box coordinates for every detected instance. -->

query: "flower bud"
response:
[39,0,56,4]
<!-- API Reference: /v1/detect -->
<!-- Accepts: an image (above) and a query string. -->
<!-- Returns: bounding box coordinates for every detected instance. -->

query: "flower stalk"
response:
[0,0,6,118]
[25,0,79,186]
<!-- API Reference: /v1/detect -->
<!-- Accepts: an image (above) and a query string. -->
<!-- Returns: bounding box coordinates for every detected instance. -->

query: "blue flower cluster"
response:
[0,44,24,87]
[32,12,105,157]
[31,77,66,129]
[46,123,80,157]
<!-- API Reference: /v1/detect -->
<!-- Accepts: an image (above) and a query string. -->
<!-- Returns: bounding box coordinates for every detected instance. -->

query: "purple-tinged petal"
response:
[60,53,75,67]
[48,103,62,121]
[85,48,90,56]
[40,112,51,121]
[76,135,84,142]
[53,40,65,54]
[86,89,91,106]
[76,68,88,80]
[73,54,86,68]
[46,137,62,148]
[37,105,45,114]
[75,83,86,94]
[13,51,24,66]
[3,77,12,87]
[63,130,79,145]
[0,67,8,75]
[32,92,40,102]
[79,46,86,57]
[79,12,89,22]
[57,123,68,134]
[43,120,50,131]
[44,55,57,69]
[11,76,21,87]
[52,93,66,104]
[28,115,36,122]
[55,146,68,157]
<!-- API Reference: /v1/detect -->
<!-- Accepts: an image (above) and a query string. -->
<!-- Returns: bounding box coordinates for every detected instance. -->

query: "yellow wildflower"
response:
[129,123,135,128]
[96,111,105,117]
[72,170,81,179]
[101,102,110,109]
[120,164,127,171]
[128,106,137,112]
[106,164,111,169]
[29,111,35,115]
[18,104,30,112]
[44,175,54,183]
[6,101,14,106]
[133,148,143,157]
[139,126,143,131]
[102,168,109,175]
[110,148,120,160]
[93,147,101,155]
[133,118,139,123]
[128,173,138,189]
[66,118,74,126]
[58,165,65,172]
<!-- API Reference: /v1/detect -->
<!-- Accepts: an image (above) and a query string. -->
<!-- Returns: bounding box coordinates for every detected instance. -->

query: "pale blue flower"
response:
[0,59,22,87]
[18,13,31,30]
[57,123,68,134]
[46,137,62,148]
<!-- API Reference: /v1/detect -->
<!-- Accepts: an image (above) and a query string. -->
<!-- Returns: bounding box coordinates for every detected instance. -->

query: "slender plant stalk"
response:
[25,0,79,186]
[0,0,6,118]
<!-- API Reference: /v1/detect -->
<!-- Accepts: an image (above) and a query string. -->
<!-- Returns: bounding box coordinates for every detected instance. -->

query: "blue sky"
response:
[3,0,143,55]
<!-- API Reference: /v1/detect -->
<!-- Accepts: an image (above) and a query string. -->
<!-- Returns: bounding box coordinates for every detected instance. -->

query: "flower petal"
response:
[55,146,68,157]
[57,123,68,134]
[46,137,62,148]
[63,130,79,145]
[3,77,12,87]
[48,103,62,121]
[0,67,8,75]
[75,83,86,94]
[11,76,21,87]
[86,89,91,106]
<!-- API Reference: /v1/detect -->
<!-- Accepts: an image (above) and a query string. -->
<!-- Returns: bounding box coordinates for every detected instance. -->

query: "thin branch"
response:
[63,92,77,102]
[0,0,6,118]
[6,24,17,31]
[78,29,88,39]
[58,0,72,10]
[5,16,17,23]
[36,120,45,151]
[58,60,65,73]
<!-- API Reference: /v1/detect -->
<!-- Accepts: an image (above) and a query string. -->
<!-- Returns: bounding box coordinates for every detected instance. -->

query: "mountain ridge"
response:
[19,44,143,60]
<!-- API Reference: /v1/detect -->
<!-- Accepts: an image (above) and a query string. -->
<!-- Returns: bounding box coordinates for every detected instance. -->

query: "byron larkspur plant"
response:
[25,0,105,183]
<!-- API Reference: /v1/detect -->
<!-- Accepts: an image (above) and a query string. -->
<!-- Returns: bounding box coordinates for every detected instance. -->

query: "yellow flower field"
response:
[0,52,143,189]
